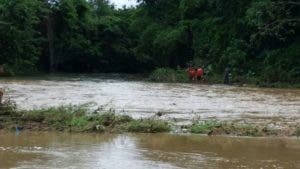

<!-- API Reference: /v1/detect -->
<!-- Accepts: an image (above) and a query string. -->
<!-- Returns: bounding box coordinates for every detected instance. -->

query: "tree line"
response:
[0,0,299,84]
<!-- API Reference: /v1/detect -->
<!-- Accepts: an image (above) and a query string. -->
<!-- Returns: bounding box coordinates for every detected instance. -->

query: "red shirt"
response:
[188,69,196,77]
[196,68,203,77]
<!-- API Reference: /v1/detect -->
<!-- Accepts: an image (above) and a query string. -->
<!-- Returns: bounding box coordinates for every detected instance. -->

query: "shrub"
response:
[149,68,188,82]
[0,99,17,116]
[296,127,300,137]
[127,118,171,133]
[190,120,221,134]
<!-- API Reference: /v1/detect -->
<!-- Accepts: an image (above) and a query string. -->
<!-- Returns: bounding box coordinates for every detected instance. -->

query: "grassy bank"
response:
[0,100,170,133]
[149,68,300,88]
[0,100,299,137]
[189,120,300,137]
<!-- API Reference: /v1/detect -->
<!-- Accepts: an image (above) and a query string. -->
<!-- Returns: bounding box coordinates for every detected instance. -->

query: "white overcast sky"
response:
[109,0,138,8]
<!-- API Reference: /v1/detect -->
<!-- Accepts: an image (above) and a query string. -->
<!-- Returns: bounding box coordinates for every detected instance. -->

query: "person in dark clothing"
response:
[224,67,231,84]
[0,90,3,104]
[0,65,4,74]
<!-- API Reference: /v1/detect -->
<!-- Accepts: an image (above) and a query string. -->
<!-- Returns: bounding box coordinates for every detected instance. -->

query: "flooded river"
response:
[0,75,299,124]
[0,132,300,169]
[1,75,300,169]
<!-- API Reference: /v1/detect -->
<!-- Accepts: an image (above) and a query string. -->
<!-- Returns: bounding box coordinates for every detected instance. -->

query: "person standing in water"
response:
[0,90,3,105]
[187,65,196,81]
[0,65,4,74]
[196,67,204,81]
[224,67,231,84]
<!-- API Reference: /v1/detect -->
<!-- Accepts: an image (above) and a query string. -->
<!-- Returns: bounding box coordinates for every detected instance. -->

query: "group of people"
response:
[187,67,204,81]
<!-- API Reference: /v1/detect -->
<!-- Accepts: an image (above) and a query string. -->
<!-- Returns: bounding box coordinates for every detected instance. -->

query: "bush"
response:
[190,120,221,134]
[149,68,188,82]
[0,99,17,116]
[232,124,259,136]
[190,121,260,136]
[261,43,300,84]
[128,118,171,133]
[12,105,171,133]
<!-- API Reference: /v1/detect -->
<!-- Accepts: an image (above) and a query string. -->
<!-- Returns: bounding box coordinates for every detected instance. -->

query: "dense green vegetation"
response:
[0,0,299,85]
[149,68,188,82]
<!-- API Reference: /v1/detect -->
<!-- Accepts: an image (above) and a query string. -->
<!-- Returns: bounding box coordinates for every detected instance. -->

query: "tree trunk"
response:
[45,0,55,72]
[46,16,55,72]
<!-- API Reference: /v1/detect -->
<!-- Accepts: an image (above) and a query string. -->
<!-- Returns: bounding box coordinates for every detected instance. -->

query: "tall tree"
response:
[0,0,46,74]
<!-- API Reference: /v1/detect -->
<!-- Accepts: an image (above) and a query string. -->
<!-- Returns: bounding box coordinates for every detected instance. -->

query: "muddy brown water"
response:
[0,75,299,125]
[0,132,300,169]
[1,75,300,169]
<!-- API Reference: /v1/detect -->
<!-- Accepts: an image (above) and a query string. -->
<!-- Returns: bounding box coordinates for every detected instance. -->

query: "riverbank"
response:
[148,68,300,88]
[1,70,300,89]
[0,100,170,133]
[1,100,299,137]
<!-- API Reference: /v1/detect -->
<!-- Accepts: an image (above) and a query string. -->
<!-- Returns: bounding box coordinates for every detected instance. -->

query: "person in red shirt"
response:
[196,68,204,81]
[187,67,196,81]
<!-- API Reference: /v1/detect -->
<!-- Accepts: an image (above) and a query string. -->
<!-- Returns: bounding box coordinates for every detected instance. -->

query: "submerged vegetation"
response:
[190,121,260,136]
[190,120,300,137]
[0,100,299,137]
[0,100,170,133]
[0,0,299,86]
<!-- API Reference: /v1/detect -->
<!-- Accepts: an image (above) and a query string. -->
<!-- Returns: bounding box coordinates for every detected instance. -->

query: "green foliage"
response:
[127,118,171,133]
[1,102,298,136]
[22,105,88,129]
[231,124,259,136]
[149,67,188,82]
[2,104,169,133]
[0,0,299,85]
[190,121,221,134]
[0,0,46,74]
[190,121,260,136]
[245,0,298,46]
[179,0,206,19]
[261,42,300,83]
[69,116,89,128]
[0,99,17,116]
[220,39,249,73]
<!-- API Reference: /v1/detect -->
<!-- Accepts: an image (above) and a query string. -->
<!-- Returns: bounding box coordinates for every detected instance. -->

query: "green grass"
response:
[0,99,17,116]
[231,124,259,136]
[127,118,171,133]
[1,103,170,133]
[190,120,260,136]
[0,101,297,136]
[190,120,221,134]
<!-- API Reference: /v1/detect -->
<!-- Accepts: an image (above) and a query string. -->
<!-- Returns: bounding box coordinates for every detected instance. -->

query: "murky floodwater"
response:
[1,75,300,168]
[1,75,300,124]
[0,132,300,169]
